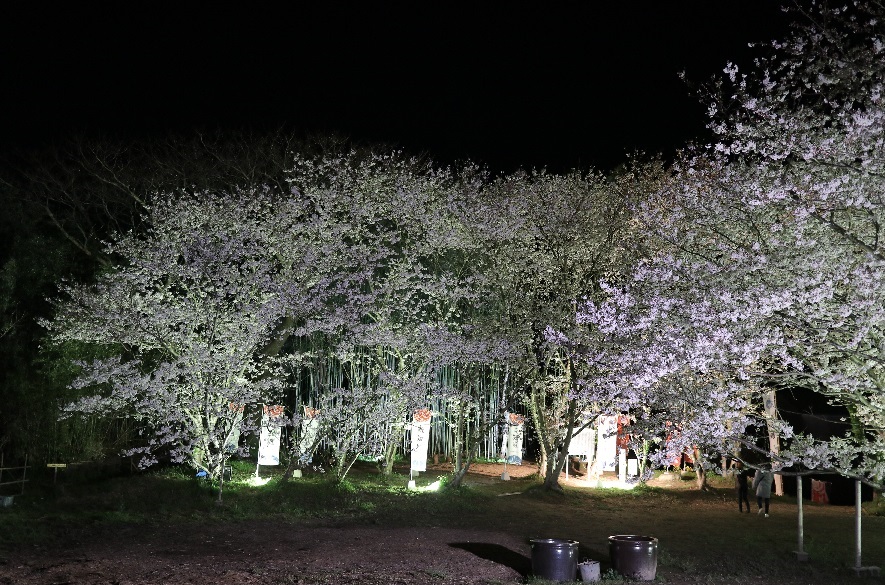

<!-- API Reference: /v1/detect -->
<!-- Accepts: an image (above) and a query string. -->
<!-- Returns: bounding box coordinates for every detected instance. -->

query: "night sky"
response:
[2,4,793,173]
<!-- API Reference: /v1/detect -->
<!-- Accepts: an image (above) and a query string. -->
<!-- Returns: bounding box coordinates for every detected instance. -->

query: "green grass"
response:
[2,460,883,585]
[0,459,486,547]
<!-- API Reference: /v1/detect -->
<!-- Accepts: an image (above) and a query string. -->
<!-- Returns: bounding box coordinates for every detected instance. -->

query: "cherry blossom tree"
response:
[45,144,516,493]
[425,326,513,489]
[282,154,495,478]
[471,168,640,491]
[576,2,885,488]
[44,181,379,495]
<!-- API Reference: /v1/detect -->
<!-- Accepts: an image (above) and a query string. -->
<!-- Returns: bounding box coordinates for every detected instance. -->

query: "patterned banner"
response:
[258,404,285,465]
[596,415,618,471]
[410,408,432,471]
[616,414,631,449]
[811,479,830,504]
[505,412,525,465]
[569,425,595,459]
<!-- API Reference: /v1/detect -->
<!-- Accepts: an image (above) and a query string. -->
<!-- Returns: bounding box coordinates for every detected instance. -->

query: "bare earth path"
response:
[1,463,883,585]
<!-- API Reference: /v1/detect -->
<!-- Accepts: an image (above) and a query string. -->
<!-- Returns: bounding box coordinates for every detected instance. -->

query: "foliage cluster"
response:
[1,3,884,500]
[566,1,885,489]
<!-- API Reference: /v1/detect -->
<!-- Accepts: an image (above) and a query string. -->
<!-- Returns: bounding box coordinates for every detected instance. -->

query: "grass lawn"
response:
[0,460,883,584]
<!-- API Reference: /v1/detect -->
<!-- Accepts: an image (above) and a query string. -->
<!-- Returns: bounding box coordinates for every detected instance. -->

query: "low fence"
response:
[0,453,30,503]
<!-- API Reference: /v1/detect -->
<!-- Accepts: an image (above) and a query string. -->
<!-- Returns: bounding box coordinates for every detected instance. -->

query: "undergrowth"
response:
[0,459,488,548]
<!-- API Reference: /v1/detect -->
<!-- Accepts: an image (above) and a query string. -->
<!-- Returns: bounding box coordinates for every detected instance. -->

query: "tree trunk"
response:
[448,408,482,489]
[381,424,405,477]
[542,399,578,492]
[537,449,547,477]
[447,404,468,489]
[335,450,361,483]
[638,439,650,479]
[527,383,548,475]
[693,447,708,491]
[448,441,477,489]
[764,390,784,496]
[279,457,297,483]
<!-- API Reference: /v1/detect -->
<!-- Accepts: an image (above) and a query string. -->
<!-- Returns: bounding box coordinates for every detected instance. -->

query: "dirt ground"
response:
[1,462,883,585]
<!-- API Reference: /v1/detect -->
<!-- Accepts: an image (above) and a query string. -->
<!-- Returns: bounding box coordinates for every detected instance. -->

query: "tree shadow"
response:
[448,542,531,576]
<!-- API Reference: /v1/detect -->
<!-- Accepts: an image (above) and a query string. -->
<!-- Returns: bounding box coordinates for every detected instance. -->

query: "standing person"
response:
[753,465,775,517]
[733,461,751,513]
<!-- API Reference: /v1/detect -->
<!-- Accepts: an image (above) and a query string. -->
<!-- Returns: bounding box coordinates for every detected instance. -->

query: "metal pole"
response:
[218,458,225,503]
[855,479,862,571]
[797,477,804,555]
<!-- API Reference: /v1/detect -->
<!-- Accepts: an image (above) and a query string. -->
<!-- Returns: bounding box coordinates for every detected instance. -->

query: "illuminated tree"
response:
[283,154,494,478]
[42,142,512,494]
[473,168,640,491]
[578,2,885,487]
[426,327,513,489]
[44,184,368,492]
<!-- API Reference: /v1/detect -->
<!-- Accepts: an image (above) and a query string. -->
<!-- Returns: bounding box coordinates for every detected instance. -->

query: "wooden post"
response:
[46,463,67,485]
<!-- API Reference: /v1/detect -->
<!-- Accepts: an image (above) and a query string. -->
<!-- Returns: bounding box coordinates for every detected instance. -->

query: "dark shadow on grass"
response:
[449,542,531,576]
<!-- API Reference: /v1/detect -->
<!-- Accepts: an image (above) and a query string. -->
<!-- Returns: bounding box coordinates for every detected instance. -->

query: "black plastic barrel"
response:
[608,535,658,581]
[529,538,579,581]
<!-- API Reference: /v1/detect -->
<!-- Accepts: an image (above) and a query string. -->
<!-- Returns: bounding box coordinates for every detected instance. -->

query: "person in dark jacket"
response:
[753,465,775,517]
[733,460,751,513]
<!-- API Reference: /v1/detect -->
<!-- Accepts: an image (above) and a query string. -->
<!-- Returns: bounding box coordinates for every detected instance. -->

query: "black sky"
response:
[2,4,793,173]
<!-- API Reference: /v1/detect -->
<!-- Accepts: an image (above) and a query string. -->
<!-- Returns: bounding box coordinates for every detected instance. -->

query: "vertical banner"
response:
[811,479,830,504]
[225,402,245,453]
[258,405,285,465]
[596,415,618,471]
[616,414,631,480]
[616,414,631,450]
[627,458,638,477]
[410,408,432,472]
[569,425,595,459]
[506,412,525,465]
[298,406,320,463]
